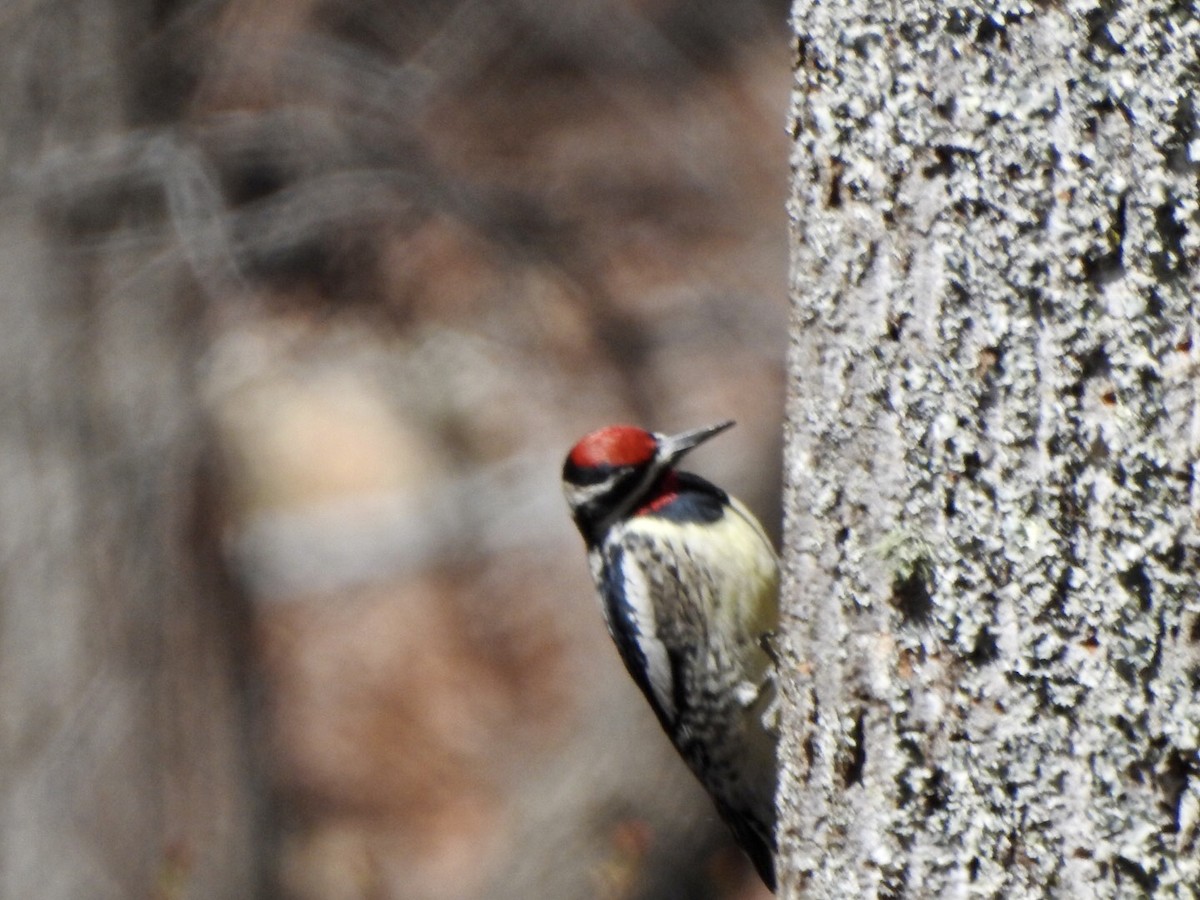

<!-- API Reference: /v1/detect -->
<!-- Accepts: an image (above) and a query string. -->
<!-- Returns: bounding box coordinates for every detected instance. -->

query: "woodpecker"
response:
[561,420,779,890]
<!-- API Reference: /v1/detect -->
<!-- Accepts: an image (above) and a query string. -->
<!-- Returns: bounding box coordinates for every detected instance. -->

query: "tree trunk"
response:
[780,3,1199,897]
[0,5,265,898]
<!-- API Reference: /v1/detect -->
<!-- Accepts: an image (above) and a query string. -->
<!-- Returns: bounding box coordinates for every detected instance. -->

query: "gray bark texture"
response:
[0,4,264,899]
[780,3,1200,898]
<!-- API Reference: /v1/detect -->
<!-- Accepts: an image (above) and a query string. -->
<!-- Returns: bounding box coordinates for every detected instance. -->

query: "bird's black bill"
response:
[658,420,735,463]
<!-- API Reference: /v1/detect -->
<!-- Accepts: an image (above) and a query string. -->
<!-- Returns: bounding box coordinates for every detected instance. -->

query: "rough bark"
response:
[0,4,264,899]
[780,3,1200,897]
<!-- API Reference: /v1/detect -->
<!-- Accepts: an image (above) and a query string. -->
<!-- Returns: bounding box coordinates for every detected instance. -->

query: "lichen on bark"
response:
[780,3,1200,897]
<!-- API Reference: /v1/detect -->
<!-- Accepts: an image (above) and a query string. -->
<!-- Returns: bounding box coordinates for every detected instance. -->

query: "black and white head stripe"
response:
[562,421,735,544]
[562,459,659,546]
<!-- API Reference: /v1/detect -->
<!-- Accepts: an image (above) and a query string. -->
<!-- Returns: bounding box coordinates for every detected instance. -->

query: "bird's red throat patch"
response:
[636,471,681,515]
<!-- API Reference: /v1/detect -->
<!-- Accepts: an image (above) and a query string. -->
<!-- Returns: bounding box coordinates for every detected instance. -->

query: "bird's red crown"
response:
[567,425,657,470]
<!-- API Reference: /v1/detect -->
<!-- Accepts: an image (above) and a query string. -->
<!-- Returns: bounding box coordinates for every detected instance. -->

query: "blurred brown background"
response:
[0,2,789,898]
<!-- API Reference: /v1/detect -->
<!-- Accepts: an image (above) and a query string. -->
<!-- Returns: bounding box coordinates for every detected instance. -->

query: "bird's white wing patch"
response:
[620,559,677,723]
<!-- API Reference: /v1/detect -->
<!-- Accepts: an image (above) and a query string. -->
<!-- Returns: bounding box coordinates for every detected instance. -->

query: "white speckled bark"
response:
[779,3,1200,897]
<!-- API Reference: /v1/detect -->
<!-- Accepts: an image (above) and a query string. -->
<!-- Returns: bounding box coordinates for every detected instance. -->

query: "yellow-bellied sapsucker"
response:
[561,420,779,890]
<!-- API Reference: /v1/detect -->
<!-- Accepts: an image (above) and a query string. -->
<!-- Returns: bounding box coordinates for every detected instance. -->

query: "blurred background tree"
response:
[0,2,790,898]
